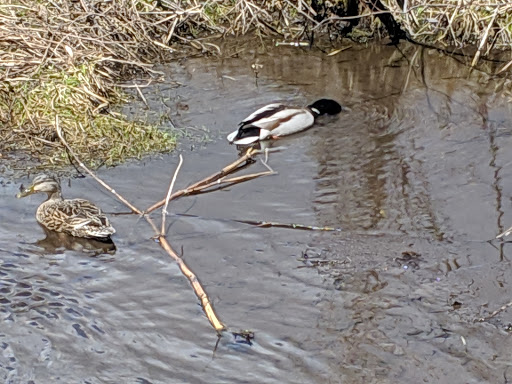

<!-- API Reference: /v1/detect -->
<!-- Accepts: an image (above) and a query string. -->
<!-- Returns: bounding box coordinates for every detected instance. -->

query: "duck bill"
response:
[16,186,34,198]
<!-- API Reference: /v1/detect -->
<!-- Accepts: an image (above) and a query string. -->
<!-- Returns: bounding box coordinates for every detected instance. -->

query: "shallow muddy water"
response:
[3,41,512,383]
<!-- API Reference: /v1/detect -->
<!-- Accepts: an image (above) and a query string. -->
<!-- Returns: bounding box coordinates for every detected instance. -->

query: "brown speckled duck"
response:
[17,174,115,239]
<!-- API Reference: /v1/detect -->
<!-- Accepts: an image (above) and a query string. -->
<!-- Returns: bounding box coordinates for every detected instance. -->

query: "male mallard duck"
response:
[16,174,115,239]
[227,98,342,145]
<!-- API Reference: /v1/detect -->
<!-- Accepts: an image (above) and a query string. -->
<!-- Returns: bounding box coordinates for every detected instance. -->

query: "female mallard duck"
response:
[227,98,342,145]
[16,174,115,240]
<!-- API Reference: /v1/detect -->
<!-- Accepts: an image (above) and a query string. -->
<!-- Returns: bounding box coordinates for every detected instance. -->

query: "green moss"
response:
[1,64,176,169]
[204,2,226,24]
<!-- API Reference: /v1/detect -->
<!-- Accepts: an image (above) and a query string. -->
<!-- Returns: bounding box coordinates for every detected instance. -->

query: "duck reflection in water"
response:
[35,225,116,255]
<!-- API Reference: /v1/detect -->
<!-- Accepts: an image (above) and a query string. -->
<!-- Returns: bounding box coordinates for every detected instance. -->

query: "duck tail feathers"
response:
[233,136,260,145]
[227,130,240,143]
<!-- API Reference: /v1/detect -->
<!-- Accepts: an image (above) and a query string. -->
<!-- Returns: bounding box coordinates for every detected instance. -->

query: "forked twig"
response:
[55,118,225,333]
[185,171,273,195]
[145,147,276,213]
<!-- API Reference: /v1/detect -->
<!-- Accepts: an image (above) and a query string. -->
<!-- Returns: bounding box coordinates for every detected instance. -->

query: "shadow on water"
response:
[2,41,512,383]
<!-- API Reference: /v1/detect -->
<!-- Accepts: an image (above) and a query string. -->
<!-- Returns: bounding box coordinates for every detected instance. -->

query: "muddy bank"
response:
[2,42,512,383]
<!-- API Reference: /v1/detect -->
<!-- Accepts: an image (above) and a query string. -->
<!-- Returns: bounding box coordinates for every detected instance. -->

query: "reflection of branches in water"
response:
[395,35,509,76]
[398,45,488,126]
[486,113,507,258]
[399,45,508,245]
[483,107,504,252]
[401,48,419,95]
[417,46,436,115]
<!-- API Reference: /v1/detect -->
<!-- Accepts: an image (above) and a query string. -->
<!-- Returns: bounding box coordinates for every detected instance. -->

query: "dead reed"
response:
[2,0,512,172]
[382,1,512,58]
[0,0,326,170]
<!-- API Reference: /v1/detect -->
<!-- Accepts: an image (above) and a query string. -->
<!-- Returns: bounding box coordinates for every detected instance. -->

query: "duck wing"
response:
[227,104,285,143]
[228,107,312,144]
[240,103,287,127]
[40,199,115,238]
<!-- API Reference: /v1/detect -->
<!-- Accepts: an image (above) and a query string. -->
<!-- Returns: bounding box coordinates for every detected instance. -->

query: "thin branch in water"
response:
[55,116,225,333]
[161,154,183,236]
[158,235,226,333]
[477,300,512,322]
[146,214,162,237]
[234,219,341,232]
[496,225,512,239]
[145,147,274,213]
[55,116,142,215]
[173,213,341,234]
[187,170,275,195]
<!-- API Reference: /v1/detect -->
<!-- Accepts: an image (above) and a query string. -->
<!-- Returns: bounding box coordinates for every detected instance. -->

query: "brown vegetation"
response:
[1,0,511,172]
[383,0,512,65]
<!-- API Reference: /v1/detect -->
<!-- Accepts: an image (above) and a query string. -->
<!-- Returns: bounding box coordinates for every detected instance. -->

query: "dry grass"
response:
[0,0,340,171]
[0,0,328,171]
[1,0,512,171]
[0,0,215,170]
[0,0,320,82]
[0,62,178,167]
[382,1,512,53]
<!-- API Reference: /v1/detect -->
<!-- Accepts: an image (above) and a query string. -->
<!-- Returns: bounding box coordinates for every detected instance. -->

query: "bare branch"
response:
[55,116,143,215]
[55,116,225,333]
[145,147,275,214]
[161,154,183,236]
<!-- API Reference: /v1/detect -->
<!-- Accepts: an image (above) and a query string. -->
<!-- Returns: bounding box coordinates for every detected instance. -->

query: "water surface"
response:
[2,41,512,383]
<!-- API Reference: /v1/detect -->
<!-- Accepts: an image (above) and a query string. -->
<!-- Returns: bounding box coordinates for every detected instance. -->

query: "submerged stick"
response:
[234,219,341,231]
[173,213,341,233]
[496,225,512,239]
[477,300,512,322]
[159,236,226,332]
